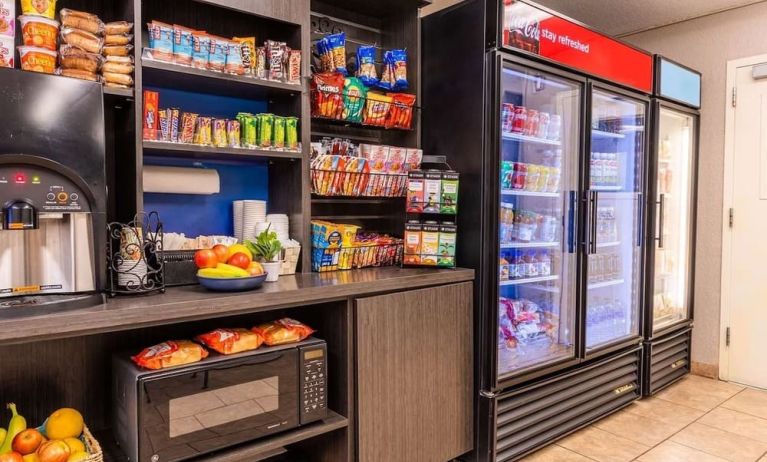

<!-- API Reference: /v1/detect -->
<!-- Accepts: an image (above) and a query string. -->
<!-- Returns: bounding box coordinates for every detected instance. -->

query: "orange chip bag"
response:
[252,318,315,346]
[196,328,264,355]
[131,340,208,370]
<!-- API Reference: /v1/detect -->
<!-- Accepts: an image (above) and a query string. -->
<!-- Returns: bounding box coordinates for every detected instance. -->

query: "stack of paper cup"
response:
[242,200,267,240]
[117,259,148,288]
[266,214,290,244]
[233,201,244,241]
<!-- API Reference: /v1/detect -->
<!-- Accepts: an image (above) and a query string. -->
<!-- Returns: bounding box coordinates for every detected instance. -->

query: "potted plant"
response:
[245,226,283,282]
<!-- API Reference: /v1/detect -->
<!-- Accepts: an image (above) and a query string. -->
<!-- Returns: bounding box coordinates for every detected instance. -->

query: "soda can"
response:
[512,106,527,133]
[501,103,515,133]
[273,116,286,149]
[537,112,550,139]
[286,116,299,151]
[525,109,539,136]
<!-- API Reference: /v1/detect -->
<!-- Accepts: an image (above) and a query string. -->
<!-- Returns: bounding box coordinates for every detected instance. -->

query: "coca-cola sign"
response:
[501,0,653,93]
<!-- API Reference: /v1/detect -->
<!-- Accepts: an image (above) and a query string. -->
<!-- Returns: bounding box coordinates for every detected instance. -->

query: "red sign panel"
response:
[502,0,653,93]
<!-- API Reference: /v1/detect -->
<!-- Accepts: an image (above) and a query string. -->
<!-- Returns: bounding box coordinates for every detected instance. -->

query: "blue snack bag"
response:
[390,49,408,90]
[326,32,347,75]
[356,45,378,87]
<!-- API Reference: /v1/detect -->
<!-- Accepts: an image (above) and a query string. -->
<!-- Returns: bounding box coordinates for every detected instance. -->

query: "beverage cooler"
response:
[423,1,655,460]
[642,56,701,396]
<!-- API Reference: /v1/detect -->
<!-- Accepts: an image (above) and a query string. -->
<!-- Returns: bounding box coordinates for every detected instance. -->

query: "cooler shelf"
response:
[500,275,559,286]
[502,131,561,146]
[500,241,559,249]
[501,189,560,198]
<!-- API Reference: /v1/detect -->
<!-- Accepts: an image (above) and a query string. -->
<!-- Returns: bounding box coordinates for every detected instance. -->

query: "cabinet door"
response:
[356,282,473,462]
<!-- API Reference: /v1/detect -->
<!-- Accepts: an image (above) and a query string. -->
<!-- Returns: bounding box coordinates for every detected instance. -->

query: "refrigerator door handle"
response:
[636,192,644,248]
[586,190,598,254]
[568,190,576,253]
[656,193,665,248]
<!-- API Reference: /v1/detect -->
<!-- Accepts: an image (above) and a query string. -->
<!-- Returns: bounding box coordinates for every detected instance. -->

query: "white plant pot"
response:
[262,261,282,282]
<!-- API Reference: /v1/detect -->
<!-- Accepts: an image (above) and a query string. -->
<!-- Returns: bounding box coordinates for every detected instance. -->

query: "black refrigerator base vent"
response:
[647,328,692,396]
[494,348,642,462]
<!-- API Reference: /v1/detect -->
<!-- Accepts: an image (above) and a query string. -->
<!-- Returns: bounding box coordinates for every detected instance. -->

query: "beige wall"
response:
[624,2,767,372]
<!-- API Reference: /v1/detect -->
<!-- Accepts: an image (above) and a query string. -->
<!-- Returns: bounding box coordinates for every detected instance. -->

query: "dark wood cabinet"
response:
[355,282,474,462]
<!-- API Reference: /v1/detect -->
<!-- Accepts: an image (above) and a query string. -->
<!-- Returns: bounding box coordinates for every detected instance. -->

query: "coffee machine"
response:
[0,69,107,310]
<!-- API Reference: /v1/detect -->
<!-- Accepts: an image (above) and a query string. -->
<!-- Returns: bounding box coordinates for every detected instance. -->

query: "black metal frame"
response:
[580,81,650,362]
[653,55,703,110]
[641,326,693,396]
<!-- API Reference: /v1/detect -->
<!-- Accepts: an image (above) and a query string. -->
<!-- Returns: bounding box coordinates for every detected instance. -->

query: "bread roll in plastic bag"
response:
[131,340,208,370]
[252,318,315,346]
[196,328,264,355]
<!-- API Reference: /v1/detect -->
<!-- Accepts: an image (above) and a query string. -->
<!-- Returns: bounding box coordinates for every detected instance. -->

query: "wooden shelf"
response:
[100,411,348,462]
[142,58,304,99]
[143,140,303,161]
[103,86,134,98]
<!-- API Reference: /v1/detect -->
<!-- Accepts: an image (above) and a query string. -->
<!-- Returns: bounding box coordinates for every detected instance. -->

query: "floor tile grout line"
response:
[552,443,601,461]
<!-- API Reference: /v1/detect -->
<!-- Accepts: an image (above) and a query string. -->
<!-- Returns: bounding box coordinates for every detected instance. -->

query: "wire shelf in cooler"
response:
[592,129,626,139]
[499,275,559,286]
[501,189,560,198]
[311,89,417,130]
[311,168,407,197]
[587,278,625,290]
[596,241,621,248]
[500,241,559,249]
[502,131,561,146]
[592,185,623,192]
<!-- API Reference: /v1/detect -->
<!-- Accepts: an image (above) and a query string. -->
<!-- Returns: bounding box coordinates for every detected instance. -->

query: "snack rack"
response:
[403,156,459,269]
[310,89,418,130]
[311,169,407,197]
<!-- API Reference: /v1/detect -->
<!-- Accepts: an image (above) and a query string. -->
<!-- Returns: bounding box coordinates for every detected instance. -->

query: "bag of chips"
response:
[131,340,208,370]
[326,32,347,75]
[196,328,264,355]
[390,49,408,90]
[252,318,315,346]
[385,92,417,129]
[312,72,345,119]
[356,45,378,87]
[343,77,367,124]
[363,92,392,127]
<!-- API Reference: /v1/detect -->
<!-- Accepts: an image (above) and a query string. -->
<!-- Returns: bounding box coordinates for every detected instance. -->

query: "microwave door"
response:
[139,350,299,462]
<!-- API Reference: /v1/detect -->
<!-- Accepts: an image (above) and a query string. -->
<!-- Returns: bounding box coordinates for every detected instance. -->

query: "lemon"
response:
[226,244,252,261]
[68,451,89,462]
[45,408,84,440]
[23,454,40,462]
[64,437,85,454]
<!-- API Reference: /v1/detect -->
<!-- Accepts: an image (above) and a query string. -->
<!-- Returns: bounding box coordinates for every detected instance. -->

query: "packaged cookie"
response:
[146,20,172,61]
[60,8,103,35]
[0,0,15,37]
[21,0,56,20]
[19,15,59,51]
[60,27,102,53]
[172,24,192,65]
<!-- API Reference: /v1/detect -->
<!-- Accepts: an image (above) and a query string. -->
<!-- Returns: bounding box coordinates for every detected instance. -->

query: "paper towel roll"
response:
[143,166,220,195]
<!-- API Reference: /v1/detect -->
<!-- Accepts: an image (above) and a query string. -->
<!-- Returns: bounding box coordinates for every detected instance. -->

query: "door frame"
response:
[719,53,767,381]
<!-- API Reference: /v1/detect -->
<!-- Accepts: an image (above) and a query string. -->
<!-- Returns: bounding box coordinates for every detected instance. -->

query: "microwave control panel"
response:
[299,343,328,425]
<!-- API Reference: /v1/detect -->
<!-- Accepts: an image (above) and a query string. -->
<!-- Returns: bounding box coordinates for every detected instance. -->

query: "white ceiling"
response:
[535,0,766,36]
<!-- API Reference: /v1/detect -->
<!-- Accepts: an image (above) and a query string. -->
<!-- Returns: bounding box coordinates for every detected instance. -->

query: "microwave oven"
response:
[112,338,328,462]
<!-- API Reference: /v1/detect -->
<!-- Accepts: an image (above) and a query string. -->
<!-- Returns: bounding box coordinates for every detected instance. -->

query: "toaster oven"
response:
[113,338,327,462]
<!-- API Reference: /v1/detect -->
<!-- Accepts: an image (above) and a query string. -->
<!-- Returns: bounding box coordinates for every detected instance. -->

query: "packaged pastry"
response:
[0,0,15,37]
[58,68,99,82]
[191,31,209,69]
[102,71,133,86]
[224,40,244,75]
[0,36,13,68]
[21,0,56,20]
[233,36,255,75]
[19,15,59,51]
[104,82,131,89]
[196,328,264,355]
[104,21,132,36]
[207,35,227,72]
[105,34,132,46]
[146,21,172,61]
[18,46,56,73]
[172,24,192,65]
[59,46,102,72]
[60,8,103,35]
[60,27,102,53]
[252,318,315,346]
[131,340,209,370]
[102,44,132,57]
[101,59,133,74]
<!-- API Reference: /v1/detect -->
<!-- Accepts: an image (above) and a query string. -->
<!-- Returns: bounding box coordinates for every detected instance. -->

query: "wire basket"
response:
[312,242,403,272]
[311,168,407,197]
[311,89,416,130]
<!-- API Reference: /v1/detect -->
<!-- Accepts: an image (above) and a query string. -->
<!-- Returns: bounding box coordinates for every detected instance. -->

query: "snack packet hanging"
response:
[390,49,408,90]
[252,318,315,346]
[326,32,347,75]
[131,340,209,370]
[356,45,378,86]
[379,50,395,90]
[196,328,264,355]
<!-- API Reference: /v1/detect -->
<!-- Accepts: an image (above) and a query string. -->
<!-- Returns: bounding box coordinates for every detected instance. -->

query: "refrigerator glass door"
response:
[586,89,645,351]
[497,62,581,378]
[653,107,695,332]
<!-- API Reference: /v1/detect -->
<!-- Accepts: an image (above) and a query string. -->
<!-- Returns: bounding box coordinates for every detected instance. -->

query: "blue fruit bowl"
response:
[197,273,268,292]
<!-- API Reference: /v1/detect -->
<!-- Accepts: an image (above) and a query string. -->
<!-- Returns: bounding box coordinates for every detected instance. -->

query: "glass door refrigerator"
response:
[642,56,701,396]
[423,1,655,460]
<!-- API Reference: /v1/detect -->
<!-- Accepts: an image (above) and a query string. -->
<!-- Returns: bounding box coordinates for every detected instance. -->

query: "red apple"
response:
[211,244,228,263]
[227,252,251,270]
[12,429,43,455]
[0,453,24,462]
[194,249,218,269]
[36,441,69,462]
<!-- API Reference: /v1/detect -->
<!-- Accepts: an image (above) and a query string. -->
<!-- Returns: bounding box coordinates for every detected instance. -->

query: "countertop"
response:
[0,267,474,346]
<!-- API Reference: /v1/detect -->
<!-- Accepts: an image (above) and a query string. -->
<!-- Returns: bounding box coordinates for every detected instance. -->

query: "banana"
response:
[0,403,26,454]
[216,263,249,277]
[0,428,6,449]
[197,264,249,279]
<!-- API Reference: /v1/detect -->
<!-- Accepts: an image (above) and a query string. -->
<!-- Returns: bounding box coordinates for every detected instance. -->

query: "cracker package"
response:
[131,340,209,370]
[196,328,264,355]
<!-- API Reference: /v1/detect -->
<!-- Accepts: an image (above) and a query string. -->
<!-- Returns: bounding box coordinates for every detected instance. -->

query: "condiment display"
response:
[311,72,416,129]
[145,20,301,85]
[311,141,422,197]
[311,220,403,272]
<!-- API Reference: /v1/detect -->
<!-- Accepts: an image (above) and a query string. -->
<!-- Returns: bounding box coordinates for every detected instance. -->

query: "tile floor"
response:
[521,374,767,462]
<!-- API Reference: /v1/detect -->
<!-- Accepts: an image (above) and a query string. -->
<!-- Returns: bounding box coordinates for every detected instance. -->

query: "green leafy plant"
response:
[245,226,283,262]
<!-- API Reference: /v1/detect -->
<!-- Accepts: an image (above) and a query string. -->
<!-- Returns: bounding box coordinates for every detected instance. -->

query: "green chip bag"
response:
[343,77,367,124]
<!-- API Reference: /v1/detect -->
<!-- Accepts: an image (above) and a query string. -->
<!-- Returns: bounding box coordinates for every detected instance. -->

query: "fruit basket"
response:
[81,425,104,462]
